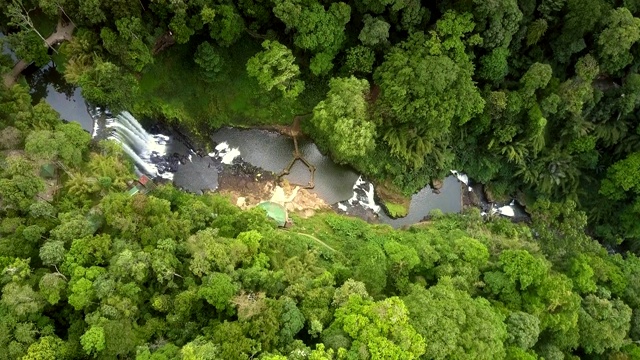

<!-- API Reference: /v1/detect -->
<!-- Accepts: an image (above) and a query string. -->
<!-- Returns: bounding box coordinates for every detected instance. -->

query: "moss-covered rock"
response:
[383,201,409,218]
[375,181,410,219]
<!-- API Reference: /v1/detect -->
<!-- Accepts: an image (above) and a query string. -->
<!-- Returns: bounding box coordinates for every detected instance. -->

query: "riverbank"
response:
[4,45,520,228]
[3,18,74,87]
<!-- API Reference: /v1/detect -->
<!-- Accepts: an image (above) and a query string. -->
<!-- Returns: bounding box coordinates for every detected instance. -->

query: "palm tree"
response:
[500,143,529,166]
[64,172,98,198]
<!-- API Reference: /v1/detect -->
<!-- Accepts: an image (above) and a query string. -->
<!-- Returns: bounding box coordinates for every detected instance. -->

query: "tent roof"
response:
[258,201,287,227]
[127,187,140,196]
[39,163,55,178]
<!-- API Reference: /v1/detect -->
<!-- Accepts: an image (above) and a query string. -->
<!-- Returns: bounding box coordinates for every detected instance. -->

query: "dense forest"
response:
[3,0,640,359]
[3,0,640,244]
[2,0,640,247]
[1,84,640,359]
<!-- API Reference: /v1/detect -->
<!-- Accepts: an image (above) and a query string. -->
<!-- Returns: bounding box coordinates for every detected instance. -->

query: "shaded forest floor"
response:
[133,36,326,133]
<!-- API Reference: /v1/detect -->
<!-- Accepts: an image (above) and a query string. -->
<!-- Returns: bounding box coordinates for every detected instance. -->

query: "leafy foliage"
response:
[311,76,375,164]
[246,40,305,99]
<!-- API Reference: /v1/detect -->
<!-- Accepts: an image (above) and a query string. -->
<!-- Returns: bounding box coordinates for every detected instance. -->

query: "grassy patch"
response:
[135,36,323,131]
[375,180,411,218]
[383,202,409,218]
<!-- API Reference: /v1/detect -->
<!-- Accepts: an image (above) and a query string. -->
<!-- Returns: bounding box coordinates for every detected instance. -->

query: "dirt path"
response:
[3,20,75,88]
[291,231,338,252]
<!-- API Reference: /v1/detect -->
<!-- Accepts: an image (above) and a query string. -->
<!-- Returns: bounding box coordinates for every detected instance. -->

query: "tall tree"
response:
[312,76,375,164]
[273,0,351,75]
[597,7,640,74]
[324,295,426,359]
[578,294,632,354]
[374,11,484,170]
[359,15,390,47]
[100,16,153,72]
[246,40,305,99]
[403,279,507,360]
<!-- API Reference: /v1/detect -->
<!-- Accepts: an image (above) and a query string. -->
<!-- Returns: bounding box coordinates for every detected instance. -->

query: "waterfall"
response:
[104,111,173,180]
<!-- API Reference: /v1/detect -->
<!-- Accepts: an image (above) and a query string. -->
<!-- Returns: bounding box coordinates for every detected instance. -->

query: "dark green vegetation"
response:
[4,82,640,360]
[3,0,640,246]
[4,1,640,358]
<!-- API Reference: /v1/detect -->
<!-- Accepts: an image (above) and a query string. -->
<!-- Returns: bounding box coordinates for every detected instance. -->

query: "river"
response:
[16,58,517,228]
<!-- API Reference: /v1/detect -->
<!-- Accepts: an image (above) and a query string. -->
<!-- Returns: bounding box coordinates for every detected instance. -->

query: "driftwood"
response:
[3,19,75,88]
[152,31,176,55]
[277,135,316,189]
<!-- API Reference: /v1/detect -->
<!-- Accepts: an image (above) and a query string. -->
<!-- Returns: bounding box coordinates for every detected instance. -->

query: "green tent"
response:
[258,201,288,227]
[39,163,56,178]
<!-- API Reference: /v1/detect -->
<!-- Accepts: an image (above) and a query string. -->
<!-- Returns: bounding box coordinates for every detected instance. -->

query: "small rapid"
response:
[19,45,527,228]
[102,111,174,180]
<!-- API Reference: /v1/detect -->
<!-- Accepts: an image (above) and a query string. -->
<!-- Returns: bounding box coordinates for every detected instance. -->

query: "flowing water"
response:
[18,58,498,227]
[210,128,360,204]
[25,62,94,132]
[104,112,175,180]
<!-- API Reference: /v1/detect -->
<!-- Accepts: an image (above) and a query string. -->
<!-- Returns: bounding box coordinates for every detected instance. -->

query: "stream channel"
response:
[18,56,523,228]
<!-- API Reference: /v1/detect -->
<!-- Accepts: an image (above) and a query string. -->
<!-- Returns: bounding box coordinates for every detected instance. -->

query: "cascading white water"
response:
[105,111,174,180]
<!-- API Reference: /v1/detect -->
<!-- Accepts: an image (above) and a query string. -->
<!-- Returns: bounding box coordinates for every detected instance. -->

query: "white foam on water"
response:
[450,170,469,185]
[345,176,381,213]
[221,148,241,164]
[215,142,229,151]
[497,205,515,217]
[91,120,100,138]
[361,183,381,213]
[105,112,173,179]
[157,172,174,181]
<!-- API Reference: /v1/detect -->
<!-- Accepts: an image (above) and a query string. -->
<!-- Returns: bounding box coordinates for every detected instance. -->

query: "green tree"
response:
[77,0,106,24]
[1,283,44,317]
[246,40,305,99]
[374,11,484,170]
[7,31,49,66]
[100,17,153,72]
[342,46,375,75]
[551,0,609,63]
[5,0,53,59]
[25,122,90,167]
[39,241,65,267]
[479,48,510,83]
[312,76,375,164]
[208,4,245,47]
[181,336,220,359]
[194,42,224,82]
[578,294,632,354]
[38,273,66,305]
[279,297,305,344]
[597,7,640,74]
[325,295,426,359]
[0,155,44,211]
[198,272,238,315]
[505,312,540,350]
[472,0,523,49]
[310,51,335,76]
[75,59,138,111]
[403,279,507,359]
[359,15,390,46]
[22,336,66,360]
[273,0,351,69]
[80,326,105,357]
